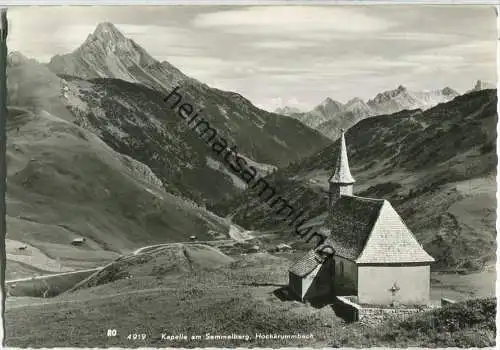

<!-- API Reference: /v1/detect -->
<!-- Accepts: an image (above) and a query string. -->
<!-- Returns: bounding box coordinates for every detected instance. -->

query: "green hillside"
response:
[5,107,229,275]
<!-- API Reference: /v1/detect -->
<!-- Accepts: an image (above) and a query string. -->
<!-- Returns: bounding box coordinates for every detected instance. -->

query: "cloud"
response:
[376,32,461,42]
[436,40,496,56]
[248,40,320,50]
[193,6,395,36]
[4,5,496,112]
[6,7,206,60]
[265,96,309,110]
[166,55,258,83]
[396,39,496,73]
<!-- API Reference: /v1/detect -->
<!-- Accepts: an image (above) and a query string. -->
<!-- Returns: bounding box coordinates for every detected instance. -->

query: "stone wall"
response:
[334,296,438,325]
[357,306,431,325]
[333,296,359,322]
[441,297,456,307]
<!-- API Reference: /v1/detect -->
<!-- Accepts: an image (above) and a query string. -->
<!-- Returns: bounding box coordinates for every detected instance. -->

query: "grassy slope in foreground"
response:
[5,244,496,348]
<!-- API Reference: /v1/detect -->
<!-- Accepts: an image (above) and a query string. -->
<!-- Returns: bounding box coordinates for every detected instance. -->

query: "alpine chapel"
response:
[289,129,435,306]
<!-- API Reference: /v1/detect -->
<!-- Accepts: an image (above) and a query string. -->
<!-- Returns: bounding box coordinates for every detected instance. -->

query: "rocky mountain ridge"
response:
[49,22,190,92]
[283,84,463,139]
[274,106,302,116]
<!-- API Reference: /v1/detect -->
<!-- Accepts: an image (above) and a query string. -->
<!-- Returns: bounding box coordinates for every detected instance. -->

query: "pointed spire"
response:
[329,128,355,184]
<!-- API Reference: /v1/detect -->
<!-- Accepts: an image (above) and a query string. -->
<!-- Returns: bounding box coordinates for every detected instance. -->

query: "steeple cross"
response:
[389,282,400,296]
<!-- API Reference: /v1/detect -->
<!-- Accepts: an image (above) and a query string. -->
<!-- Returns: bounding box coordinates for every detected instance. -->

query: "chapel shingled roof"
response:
[324,195,384,260]
[356,200,435,264]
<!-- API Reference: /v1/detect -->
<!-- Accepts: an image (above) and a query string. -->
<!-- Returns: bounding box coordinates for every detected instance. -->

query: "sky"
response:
[6,5,498,111]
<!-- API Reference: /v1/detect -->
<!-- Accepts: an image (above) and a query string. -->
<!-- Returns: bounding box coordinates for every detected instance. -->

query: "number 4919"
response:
[127,333,147,340]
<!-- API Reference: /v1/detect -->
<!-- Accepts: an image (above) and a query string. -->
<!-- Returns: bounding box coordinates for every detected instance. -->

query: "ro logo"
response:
[107,329,117,337]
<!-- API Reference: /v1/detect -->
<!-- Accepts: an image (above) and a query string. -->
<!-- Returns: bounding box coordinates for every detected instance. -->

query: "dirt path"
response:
[6,238,73,273]
[6,286,176,309]
[7,236,258,284]
[7,284,244,310]
[228,224,253,242]
[6,267,103,284]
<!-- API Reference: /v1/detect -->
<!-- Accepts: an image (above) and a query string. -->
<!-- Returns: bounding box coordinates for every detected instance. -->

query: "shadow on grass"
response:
[273,286,337,309]
[308,294,338,309]
[243,282,287,287]
[273,286,295,302]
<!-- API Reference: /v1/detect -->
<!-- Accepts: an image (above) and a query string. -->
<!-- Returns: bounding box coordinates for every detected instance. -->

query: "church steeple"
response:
[328,129,355,206]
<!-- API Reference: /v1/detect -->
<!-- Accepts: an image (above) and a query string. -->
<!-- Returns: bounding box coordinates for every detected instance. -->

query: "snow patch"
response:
[120,154,164,190]
[218,105,230,120]
[105,124,129,139]
[206,156,247,189]
[272,136,288,148]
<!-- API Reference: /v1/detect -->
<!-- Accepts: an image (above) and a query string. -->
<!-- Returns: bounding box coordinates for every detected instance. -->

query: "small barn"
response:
[274,243,292,252]
[71,237,86,246]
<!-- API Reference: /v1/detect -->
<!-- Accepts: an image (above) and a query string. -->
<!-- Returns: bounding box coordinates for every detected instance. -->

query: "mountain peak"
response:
[47,21,164,84]
[312,97,344,117]
[87,22,127,44]
[346,97,365,106]
[320,97,343,108]
[274,106,302,116]
[322,97,334,105]
[369,85,409,105]
[8,50,29,61]
[441,86,459,96]
[473,80,495,91]
[7,51,34,66]
[94,22,121,35]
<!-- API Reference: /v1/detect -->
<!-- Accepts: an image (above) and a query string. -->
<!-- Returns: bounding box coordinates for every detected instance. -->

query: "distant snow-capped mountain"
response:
[314,97,344,117]
[368,85,460,116]
[287,85,460,139]
[343,97,372,117]
[289,98,345,130]
[274,106,302,116]
[470,80,495,92]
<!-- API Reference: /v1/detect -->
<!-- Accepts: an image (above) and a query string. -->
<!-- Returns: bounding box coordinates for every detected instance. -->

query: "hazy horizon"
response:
[6,5,498,111]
